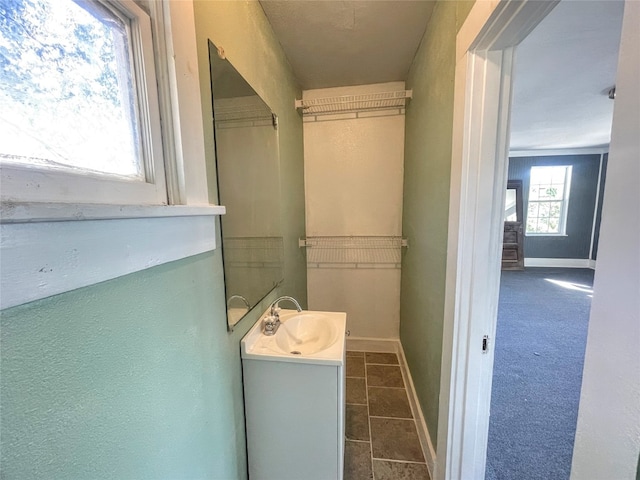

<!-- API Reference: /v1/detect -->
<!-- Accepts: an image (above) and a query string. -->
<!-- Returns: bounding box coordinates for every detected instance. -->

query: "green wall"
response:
[1,253,252,479]
[400,0,474,448]
[0,1,305,478]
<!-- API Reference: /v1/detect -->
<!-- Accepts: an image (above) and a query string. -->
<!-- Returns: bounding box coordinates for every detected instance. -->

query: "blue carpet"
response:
[486,268,594,480]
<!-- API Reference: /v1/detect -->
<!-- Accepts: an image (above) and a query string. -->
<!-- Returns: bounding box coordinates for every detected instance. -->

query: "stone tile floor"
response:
[344,351,430,480]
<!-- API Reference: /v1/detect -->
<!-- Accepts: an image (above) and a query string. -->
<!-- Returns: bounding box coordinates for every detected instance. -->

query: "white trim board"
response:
[345,337,398,352]
[0,214,220,309]
[441,0,634,478]
[440,1,561,479]
[397,342,437,478]
[0,202,225,223]
[524,258,596,269]
[509,147,609,157]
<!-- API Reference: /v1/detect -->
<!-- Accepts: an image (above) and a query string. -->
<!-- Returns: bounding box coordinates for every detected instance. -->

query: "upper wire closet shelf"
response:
[299,236,408,268]
[295,90,412,116]
[214,95,275,125]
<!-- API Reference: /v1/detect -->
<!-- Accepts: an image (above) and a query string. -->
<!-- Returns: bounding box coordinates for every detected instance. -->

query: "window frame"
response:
[525,165,573,236]
[0,0,224,310]
[0,0,167,206]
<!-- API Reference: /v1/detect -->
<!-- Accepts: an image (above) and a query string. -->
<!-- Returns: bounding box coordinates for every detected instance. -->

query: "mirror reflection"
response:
[504,188,518,222]
[208,42,284,330]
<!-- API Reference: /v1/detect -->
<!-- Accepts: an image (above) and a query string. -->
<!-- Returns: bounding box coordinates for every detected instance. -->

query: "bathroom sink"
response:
[241,309,346,365]
[275,311,340,355]
[242,309,347,479]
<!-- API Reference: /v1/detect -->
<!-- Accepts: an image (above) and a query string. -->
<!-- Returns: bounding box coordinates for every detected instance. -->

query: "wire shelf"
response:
[223,236,284,267]
[214,96,274,124]
[300,236,407,268]
[295,90,412,116]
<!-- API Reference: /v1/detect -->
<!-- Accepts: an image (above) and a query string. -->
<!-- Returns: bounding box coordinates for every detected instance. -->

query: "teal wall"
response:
[1,253,251,479]
[508,154,604,260]
[400,0,474,448]
[0,1,305,478]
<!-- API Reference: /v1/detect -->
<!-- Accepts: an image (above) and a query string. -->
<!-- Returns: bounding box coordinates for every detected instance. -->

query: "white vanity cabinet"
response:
[241,310,346,480]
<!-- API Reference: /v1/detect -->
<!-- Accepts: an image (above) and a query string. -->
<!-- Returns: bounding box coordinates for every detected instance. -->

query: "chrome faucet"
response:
[270,296,302,316]
[263,296,302,336]
[226,294,250,310]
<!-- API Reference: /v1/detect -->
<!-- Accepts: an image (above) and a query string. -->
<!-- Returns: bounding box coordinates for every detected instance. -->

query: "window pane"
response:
[548,201,561,219]
[551,183,564,199]
[539,185,561,199]
[531,165,566,185]
[0,0,142,178]
[537,217,549,233]
[550,167,568,184]
[526,165,571,235]
[529,185,541,201]
[529,167,548,185]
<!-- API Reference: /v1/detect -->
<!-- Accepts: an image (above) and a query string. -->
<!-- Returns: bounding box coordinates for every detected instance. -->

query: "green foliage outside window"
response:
[0,0,141,177]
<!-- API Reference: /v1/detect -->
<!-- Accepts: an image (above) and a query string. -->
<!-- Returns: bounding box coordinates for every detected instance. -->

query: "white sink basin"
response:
[275,311,340,355]
[241,309,346,365]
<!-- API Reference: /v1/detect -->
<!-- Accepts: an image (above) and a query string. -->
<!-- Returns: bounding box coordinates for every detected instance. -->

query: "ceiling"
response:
[259,1,436,90]
[259,0,624,150]
[509,0,624,151]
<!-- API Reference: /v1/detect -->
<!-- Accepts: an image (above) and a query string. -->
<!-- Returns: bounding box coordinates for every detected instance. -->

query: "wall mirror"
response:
[502,180,525,270]
[208,41,284,331]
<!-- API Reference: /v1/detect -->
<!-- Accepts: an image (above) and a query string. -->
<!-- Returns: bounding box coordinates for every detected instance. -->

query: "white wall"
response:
[303,82,405,338]
[571,1,640,478]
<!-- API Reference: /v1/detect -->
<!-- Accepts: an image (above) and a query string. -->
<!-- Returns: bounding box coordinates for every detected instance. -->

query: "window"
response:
[0,0,223,310]
[526,165,572,235]
[0,0,166,205]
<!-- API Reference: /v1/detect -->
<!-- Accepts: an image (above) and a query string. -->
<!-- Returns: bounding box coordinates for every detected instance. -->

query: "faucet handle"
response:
[263,314,279,335]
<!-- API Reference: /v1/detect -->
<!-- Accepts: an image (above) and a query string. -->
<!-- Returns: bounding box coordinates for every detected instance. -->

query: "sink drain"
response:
[290,351,302,355]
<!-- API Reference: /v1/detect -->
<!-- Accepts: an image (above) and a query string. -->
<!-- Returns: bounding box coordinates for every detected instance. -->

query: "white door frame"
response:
[436,1,560,479]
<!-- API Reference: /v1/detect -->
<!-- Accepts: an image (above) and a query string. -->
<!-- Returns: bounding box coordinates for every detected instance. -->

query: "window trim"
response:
[525,165,573,236]
[1,1,224,309]
[0,0,167,206]
[0,205,225,310]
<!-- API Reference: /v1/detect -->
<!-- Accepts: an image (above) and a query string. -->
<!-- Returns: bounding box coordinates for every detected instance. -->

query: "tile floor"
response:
[344,351,430,480]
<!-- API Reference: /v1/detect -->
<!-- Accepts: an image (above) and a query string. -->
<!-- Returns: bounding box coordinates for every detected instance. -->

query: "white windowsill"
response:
[1,202,226,310]
[0,202,225,224]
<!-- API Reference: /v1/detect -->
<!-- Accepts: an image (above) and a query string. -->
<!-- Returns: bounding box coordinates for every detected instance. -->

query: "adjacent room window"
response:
[526,165,572,235]
[0,0,166,205]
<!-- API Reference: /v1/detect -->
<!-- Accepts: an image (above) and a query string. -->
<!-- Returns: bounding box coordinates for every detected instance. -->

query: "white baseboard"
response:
[346,337,436,476]
[346,337,398,352]
[524,258,596,269]
[397,342,437,477]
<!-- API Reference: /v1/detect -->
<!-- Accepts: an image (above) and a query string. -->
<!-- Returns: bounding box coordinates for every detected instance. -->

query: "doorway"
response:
[488,1,621,477]
[437,1,639,479]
